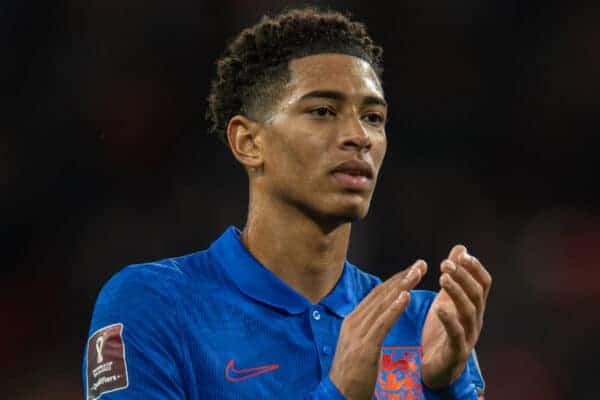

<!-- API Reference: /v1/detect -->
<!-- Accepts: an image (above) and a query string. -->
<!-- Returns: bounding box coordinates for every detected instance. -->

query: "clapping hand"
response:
[420,245,492,389]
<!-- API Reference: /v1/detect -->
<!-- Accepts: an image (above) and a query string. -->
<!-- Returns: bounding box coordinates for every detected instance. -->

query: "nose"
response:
[339,117,372,152]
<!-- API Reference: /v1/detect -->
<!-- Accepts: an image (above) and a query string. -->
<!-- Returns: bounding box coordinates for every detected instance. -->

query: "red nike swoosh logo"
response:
[224,359,279,382]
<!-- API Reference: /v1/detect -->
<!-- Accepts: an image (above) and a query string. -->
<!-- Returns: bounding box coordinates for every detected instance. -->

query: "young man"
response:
[83,8,490,400]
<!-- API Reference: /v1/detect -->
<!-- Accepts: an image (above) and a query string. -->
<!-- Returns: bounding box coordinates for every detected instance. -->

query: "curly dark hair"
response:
[206,8,383,143]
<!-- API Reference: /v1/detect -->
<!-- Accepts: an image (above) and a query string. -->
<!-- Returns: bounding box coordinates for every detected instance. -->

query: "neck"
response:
[241,190,351,304]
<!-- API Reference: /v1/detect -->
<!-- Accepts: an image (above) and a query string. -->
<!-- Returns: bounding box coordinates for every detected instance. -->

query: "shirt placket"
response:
[308,304,337,379]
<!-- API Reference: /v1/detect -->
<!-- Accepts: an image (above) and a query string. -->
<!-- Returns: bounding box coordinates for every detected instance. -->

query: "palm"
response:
[421,288,459,385]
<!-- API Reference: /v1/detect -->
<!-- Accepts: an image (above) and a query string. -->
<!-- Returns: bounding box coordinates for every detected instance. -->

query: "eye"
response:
[309,107,336,118]
[362,112,385,126]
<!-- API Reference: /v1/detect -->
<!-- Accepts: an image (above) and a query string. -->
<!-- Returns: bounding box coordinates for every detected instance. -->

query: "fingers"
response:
[397,259,427,292]
[359,261,426,330]
[448,244,466,264]
[440,246,492,344]
[448,245,492,301]
[458,252,492,301]
[366,291,411,343]
[441,260,484,315]
[351,259,426,321]
[439,270,477,340]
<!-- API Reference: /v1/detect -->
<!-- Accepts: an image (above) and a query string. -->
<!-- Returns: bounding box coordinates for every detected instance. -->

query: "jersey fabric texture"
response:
[83,226,485,399]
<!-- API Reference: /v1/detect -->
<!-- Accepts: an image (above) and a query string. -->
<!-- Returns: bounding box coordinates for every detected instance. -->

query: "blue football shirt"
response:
[83,226,485,399]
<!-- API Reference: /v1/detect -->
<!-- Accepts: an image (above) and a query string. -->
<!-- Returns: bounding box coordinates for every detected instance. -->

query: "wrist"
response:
[421,364,473,400]
[421,364,463,390]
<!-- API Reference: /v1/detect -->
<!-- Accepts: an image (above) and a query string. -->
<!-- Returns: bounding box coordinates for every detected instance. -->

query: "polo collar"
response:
[209,226,357,317]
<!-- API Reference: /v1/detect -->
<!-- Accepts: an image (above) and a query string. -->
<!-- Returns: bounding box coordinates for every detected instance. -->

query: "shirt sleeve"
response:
[82,264,186,399]
[305,376,346,400]
[413,290,486,400]
[421,349,485,399]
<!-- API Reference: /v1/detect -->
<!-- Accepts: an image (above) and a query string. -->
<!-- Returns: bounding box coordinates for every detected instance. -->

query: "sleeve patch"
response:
[86,323,129,400]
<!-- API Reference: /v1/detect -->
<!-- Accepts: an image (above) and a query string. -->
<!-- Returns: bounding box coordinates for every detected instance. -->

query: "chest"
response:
[179,295,425,400]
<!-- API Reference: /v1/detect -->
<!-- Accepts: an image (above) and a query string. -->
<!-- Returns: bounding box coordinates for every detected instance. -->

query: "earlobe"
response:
[226,115,263,169]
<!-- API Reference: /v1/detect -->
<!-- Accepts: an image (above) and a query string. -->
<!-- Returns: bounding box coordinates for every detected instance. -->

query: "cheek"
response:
[269,129,325,175]
[263,137,306,186]
[372,136,387,171]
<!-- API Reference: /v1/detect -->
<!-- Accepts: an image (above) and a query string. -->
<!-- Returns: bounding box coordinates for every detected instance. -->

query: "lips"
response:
[331,160,374,179]
[331,160,374,190]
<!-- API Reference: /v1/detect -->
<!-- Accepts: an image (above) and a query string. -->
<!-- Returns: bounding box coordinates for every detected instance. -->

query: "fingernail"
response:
[445,260,457,272]
[396,291,409,303]
[440,273,450,285]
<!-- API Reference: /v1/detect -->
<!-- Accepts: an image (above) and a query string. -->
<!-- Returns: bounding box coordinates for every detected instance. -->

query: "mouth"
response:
[330,160,374,190]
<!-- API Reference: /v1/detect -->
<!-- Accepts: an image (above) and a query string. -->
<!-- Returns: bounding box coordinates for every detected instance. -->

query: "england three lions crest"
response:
[374,346,424,400]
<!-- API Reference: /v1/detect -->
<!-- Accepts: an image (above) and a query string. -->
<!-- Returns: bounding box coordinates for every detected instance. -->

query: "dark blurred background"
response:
[2,0,599,398]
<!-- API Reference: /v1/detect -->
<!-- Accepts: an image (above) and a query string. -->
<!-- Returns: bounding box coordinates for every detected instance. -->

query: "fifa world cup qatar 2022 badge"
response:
[374,346,424,400]
[86,323,128,400]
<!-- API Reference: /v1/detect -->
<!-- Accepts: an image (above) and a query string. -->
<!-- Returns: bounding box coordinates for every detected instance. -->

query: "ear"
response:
[226,115,264,169]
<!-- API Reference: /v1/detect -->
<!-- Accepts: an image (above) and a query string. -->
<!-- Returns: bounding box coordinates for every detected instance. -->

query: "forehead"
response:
[286,53,383,100]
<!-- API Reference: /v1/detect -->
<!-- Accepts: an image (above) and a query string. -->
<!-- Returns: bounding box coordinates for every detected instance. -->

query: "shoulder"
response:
[97,249,216,299]
[96,258,185,304]
[89,261,179,334]
[84,258,198,398]
[90,250,216,328]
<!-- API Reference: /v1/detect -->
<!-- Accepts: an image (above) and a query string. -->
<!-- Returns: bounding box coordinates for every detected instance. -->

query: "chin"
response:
[323,195,371,223]
[338,206,369,222]
[295,190,373,227]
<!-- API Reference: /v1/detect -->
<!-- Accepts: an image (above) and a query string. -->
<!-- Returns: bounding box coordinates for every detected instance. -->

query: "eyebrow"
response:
[298,90,387,108]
